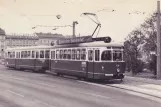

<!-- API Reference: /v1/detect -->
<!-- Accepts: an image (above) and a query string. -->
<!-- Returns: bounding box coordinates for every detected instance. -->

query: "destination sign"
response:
[57,36,93,45]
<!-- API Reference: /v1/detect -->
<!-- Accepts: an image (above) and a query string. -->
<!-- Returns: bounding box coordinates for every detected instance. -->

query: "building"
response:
[5,34,39,48]
[0,29,65,58]
[36,32,65,46]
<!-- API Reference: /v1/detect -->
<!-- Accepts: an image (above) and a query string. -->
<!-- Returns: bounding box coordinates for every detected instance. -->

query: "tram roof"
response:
[6,42,124,51]
[6,45,53,51]
[53,41,124,48]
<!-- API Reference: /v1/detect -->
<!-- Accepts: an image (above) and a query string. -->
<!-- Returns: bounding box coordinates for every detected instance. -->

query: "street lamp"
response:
[73,21,78,38]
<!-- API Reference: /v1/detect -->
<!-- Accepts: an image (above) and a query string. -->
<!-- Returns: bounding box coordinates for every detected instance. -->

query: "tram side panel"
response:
[34,59,46,72]
[92,62,105,79]
[18,59,35,70]
[15,58,20,69]
[93,62,125,80]
[5,58,16,68]
[51,60,87,78]
[87,61,94,79]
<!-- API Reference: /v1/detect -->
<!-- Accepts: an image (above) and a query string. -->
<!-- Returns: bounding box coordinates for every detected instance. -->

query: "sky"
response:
[0,0,158,42]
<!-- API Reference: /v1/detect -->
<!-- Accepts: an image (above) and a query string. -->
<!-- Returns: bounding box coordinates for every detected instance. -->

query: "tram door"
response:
[50,50,56,72]
[15,52,20,69]
[87,49,94,78]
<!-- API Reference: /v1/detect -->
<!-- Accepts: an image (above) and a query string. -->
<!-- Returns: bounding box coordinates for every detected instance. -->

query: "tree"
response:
[124,12,158,75]
[124,28,145,75]
[141,13,157,54]
[141,13,157,75]
[0,28,5,35]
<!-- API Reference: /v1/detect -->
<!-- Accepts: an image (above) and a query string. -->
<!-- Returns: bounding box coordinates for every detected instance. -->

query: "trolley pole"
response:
[157,0,161,79]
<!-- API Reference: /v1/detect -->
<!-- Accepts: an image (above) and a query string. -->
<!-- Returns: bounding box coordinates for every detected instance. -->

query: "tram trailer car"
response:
[5,46,52,73]
[50,41,125,80]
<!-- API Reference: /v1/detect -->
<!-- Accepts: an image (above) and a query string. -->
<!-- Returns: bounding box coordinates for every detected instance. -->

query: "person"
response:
[88,51,93,61]
[40,51,44,58]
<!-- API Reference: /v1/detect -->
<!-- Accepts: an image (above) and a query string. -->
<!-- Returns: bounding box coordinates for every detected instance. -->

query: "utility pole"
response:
[73,21,78,38]
[157,0,161,79]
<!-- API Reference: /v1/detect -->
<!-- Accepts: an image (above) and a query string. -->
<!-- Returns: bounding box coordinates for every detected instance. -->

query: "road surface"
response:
[0,65,160,107]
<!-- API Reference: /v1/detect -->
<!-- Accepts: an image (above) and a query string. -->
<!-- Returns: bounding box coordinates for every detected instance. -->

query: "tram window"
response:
[81,49,86,60]
[101,50,112,61]
[76,49,80,60]
[13,52,15,58]
[12,52,14,58]
[18,52,20,58]
[88,50,93,61]
[113,50,122,61]
[51,51,53,59]
[23,51,25,58]
[7,52,10,58]
[72,49,76,60]
[60,50,63,59]
[56,50,60,59]
[24,51,27,58]
[21,51,23,58]
[11,52,13,58]
[53,51,55,59]
[95,50,100,61]
[63,50,67,59]
[45,50,50,58]
[17,52,19,58]
[40,50,44,58]
[9,52,12,58]
[16,52,18,58]
[67,49,71,59]
[51,51,55,59]
[28,51,31,58]
[10,52,12,58]
[36,51,39,58]
[32,51,35,58]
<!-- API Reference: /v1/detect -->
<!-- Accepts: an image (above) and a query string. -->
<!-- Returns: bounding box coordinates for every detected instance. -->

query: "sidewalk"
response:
[107,75,161,98]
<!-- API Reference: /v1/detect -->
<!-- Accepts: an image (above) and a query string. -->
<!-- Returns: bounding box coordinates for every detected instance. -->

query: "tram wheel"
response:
[39,69,46,73]
[57,73,60,76]
[120,79,123,83]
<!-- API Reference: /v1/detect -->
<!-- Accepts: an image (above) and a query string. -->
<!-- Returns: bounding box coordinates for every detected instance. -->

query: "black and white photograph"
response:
[0,0,161,107]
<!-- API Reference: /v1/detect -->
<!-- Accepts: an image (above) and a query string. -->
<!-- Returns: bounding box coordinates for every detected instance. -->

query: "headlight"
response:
[117,68,120,72]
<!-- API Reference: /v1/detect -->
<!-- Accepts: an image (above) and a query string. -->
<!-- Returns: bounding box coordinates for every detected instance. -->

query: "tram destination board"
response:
[57,36,93,45]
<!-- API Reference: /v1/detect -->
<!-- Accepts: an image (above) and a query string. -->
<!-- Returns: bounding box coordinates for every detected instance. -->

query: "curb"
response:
[125,76,161,85]
[106,84,161,99]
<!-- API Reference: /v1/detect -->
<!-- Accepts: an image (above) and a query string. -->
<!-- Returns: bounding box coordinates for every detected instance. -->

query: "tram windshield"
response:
[113,50,122,61]
[101,50,123,61]
[101,50,112,61]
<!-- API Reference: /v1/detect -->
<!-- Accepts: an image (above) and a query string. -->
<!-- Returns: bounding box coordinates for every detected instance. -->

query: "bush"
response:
[136,59,145,73]
[149,55,156,75]
[125,58,144,75]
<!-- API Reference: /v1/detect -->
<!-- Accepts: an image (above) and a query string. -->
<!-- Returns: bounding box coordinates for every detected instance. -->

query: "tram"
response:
[5,46,52,73]
[5,36,125,80]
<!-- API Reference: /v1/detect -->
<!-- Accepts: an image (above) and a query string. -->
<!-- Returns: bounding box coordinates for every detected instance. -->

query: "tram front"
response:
[98,46,125,80]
